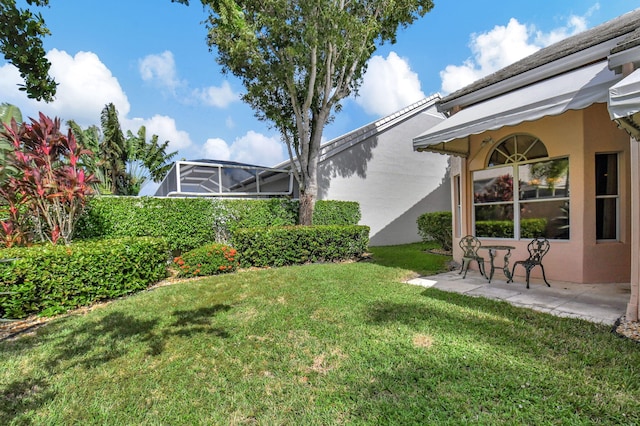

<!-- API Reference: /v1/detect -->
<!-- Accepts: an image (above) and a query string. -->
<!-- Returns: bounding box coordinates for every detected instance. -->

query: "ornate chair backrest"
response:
[459,235,482,258]
[526,237,550,264]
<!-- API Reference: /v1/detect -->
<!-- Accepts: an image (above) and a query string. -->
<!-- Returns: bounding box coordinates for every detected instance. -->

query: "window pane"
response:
[519,158,569,200]
[596,198,617,239]
[520,200,569,240]
[596,154,617,196]
[475,205,514,238]
[473,169,514,203]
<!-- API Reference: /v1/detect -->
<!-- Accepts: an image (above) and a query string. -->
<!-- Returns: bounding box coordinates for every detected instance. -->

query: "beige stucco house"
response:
[413,9,640,320]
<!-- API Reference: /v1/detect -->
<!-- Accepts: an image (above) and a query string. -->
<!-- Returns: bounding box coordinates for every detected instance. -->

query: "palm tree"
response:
[0,103,22,125]
[67,121,111,194]
[69,103,177,195]
[100,103,128,195]
[126,126,177,183]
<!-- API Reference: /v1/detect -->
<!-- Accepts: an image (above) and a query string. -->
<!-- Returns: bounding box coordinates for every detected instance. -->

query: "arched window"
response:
[472,134,569,240]
[488,134,548,166]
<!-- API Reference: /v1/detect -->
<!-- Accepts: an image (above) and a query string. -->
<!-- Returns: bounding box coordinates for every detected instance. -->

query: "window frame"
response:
[595,152,620,242]
[472,134,570,241]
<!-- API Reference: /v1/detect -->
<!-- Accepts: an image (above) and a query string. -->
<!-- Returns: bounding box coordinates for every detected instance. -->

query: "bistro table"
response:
[479,245,516,283]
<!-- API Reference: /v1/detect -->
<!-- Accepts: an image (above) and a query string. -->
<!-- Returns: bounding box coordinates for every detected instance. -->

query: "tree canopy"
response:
[0,0,57,101]
[182,0,434,223]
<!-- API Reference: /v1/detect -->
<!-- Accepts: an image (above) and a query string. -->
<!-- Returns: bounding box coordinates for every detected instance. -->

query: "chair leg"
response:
[508,263,518,283]
[476,259,486,277]
[540,264,550,287]
[459,259,470,278]
[525,267,532,289]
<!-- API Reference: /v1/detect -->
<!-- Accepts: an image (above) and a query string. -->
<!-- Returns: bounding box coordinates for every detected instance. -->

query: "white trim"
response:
[413,61,622,154]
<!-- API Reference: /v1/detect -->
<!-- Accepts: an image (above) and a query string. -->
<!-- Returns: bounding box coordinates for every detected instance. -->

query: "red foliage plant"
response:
[0,113,98,246]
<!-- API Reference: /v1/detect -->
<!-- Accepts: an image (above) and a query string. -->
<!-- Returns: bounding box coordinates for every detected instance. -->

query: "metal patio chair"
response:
[459,235,486,279]
[508,237,551,289]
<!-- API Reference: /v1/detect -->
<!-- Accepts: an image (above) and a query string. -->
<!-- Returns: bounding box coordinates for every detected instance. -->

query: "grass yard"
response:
[1,242,639,424]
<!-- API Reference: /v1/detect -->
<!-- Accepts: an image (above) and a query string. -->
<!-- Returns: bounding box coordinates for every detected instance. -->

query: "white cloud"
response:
[356,51,425,116]
[0,63,26,105]
[1,49,193,157]
[202,137,231,160]
[440,10,593,94]
[193,81,240,108]
[124,115,192,152]
[201,131,286,166]
[0,49,130,126]
[139,51,184,93]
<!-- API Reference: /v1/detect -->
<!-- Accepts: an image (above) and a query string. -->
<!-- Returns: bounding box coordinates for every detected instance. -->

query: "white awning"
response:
[413,61,622,156]
[608,68,640,139]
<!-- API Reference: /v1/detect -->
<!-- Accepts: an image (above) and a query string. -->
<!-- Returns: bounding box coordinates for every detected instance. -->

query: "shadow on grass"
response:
[359,290,640,423]
[170,305,231,339]
[0,303,232,423]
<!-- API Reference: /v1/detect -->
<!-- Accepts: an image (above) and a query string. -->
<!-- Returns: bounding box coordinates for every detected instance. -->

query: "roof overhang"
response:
[413,61,622,157]
[608,68,640,140]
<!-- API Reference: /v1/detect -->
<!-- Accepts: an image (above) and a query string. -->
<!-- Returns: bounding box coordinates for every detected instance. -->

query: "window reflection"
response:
[473,134,569,240]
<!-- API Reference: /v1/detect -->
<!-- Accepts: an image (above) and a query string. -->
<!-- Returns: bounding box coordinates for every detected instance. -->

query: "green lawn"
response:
[1,242,639,424]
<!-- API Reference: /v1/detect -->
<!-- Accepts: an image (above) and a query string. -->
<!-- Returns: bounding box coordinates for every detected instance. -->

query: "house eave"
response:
[439,37,625,113]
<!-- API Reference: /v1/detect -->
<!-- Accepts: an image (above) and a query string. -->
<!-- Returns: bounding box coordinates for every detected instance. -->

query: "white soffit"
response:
[413,61,622,156]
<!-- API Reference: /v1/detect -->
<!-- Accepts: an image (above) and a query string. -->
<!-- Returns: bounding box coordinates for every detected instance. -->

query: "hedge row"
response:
[0,237,168,318]
[75,197,361,253]
[232,225,370,268]
[475,219,547,239]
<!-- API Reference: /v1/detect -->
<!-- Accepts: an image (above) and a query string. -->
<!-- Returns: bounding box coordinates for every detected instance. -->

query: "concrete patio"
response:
[407,270,630,326]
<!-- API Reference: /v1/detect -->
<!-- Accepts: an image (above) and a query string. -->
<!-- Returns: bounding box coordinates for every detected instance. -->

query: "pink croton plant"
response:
[0,113,98,246]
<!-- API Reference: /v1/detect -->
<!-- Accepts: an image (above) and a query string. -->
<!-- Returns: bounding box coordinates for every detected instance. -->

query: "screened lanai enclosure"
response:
[154,160,294,197]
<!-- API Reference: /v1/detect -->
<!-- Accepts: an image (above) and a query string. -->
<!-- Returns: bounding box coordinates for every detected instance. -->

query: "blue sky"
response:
[2,1,639,194]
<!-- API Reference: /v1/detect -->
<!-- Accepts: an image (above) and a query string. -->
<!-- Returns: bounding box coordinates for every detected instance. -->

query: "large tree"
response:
[0,0,56,101]
[177,0,434,224]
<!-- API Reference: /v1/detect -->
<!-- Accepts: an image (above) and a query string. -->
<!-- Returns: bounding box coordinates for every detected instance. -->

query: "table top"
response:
[479,245,516,250]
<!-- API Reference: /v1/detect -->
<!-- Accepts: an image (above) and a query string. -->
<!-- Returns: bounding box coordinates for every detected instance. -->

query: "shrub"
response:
[521,218,548,239]
[417,211,452,251]
[231,225,370,268]
[313,201,361,225]
[475,220,513,238]
[173,243,239,278]
[0,113,97,246]
[75,197,362,253]
[0,237,168,318]
[475,219,547,239]
[76,197,217,254]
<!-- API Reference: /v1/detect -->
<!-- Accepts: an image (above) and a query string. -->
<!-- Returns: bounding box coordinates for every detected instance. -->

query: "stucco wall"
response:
[318,108,451,246]
[451,103,632,283]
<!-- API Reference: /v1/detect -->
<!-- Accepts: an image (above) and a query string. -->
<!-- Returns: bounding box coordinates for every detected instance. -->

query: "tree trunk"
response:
[298,189,316,225]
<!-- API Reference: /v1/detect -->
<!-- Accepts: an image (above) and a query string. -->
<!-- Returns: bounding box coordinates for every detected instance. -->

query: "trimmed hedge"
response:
[75,197,217,254]
[173,243,239,278]
[231,225,370,268]
[313,201,361,225]
[76,197,361,253]
[0,237,169,319]
[417,211,452,251]
[476,219,546,239]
